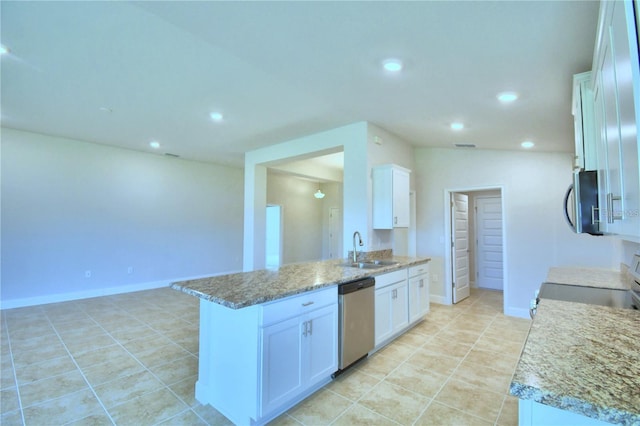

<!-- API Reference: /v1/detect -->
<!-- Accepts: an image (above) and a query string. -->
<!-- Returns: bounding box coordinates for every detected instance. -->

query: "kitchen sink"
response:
[339,260,399,269]
[339,262,385,269]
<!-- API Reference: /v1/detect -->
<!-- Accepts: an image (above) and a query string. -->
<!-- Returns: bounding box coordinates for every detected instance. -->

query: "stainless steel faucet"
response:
[352,231,363,263]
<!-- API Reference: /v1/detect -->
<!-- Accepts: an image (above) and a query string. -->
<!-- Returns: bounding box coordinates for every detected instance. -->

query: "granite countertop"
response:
[171,256,430,309]
[546,266,628,290]
[510,298,640,425]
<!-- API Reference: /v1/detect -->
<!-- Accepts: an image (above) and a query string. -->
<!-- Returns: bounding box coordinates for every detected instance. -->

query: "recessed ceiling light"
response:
[99,107,113,113]
[450,122,464,131]
[521,141,535,149]
[497,92,518,103]
[382,58,403,72]
[210,112,223,121]
[149,141,160,149]
[0,45,9,55]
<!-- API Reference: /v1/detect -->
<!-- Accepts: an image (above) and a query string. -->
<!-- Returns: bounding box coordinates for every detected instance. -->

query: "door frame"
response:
[443,186,508,313]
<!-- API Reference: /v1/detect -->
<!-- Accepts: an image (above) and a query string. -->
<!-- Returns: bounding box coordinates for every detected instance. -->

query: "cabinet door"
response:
[409,274,430,323]
[611,0,640,238]
[260,316,304,416]
[392,168,410,227]
[305,304,338,387]
[374,285,394,346]
[391,282,409,334]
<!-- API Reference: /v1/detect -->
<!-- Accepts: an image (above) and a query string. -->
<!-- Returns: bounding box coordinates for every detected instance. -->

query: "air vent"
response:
[164,153,180,158]
[454,144,476,148]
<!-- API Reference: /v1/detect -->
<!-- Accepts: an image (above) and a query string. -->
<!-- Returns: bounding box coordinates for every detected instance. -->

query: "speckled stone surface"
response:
[546,267,629,290]
[510,299,640,425]
[171,256,429,309]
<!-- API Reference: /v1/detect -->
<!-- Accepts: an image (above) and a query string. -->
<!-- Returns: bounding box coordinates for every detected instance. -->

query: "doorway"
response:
[445,187,506,311]
[265,205,282,268]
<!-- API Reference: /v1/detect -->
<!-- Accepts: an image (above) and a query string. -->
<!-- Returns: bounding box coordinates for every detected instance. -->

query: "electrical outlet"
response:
[85,270,91,278]
[127,267,133,274]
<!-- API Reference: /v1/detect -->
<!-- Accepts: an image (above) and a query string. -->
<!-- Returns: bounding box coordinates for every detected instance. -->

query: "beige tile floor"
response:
[1,287,530,425]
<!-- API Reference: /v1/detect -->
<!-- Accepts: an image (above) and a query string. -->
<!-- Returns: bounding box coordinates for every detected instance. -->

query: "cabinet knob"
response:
[301,301,314,307]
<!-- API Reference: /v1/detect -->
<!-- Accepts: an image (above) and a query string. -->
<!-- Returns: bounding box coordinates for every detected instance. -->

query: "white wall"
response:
[1,128,245,307]
[415,147,622,317]
[267,173,323,264]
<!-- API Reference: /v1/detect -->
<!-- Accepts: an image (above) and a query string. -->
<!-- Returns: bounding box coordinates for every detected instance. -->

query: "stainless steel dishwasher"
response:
[334,276,375,377]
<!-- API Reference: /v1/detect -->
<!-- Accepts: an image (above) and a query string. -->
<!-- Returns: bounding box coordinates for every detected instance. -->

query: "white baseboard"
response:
[430,294,450,305]
[0,270,241,310]
[505,306,530,319]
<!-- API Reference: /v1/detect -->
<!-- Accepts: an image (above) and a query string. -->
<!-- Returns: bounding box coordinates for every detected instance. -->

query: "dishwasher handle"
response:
[338,277,375,295]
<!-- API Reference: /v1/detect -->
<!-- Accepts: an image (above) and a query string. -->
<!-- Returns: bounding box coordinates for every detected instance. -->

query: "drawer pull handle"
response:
[301,301,314,307]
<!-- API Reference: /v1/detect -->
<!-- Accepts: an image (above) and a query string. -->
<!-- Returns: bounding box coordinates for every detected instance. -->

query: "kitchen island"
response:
[510,298,640,425]
[172,256,430,425]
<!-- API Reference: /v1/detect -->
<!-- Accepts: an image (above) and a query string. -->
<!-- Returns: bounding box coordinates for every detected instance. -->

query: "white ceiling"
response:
[1,1,599,167]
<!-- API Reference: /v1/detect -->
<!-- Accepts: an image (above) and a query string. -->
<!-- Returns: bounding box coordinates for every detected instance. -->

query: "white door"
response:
[328,207,341,259]
[475,197,504,290]
[265,205,282,268]
[451,193,470,303]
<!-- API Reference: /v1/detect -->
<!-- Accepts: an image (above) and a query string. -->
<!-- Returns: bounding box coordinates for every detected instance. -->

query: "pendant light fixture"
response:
[314,184,325,199]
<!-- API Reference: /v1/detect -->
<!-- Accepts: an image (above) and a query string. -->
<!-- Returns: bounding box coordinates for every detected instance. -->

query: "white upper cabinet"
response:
[591,0,640,239]
[372,164,411,229]
[572,72,598,171]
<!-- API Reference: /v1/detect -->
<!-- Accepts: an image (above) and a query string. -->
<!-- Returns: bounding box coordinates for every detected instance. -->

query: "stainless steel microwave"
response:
[563,170,602,235]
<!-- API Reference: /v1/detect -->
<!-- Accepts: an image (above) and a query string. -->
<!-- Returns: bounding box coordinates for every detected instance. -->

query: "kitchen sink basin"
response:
[339,262,385,269]
[339,260,399,269]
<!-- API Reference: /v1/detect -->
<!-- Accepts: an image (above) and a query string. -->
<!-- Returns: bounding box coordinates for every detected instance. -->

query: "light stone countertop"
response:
[546,266,628,290]
[510,298,640,425]
[171,256,430,309]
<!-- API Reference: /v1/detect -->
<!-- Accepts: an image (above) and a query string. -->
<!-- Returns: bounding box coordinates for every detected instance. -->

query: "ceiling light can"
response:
[450,122,464,131]
[521,141,535,149]
[149,141,160,149]
[210,112,223,121]
[497,92,518,103]
[382,58,403,72]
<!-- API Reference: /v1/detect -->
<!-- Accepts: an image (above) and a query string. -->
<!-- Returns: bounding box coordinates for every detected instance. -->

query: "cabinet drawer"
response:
[375,269,407,288]
[261,286,337,326]
[408,263,429,278]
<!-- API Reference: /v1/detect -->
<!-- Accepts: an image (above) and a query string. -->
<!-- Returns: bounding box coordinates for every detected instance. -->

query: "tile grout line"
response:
[3,310,27,426]
[81,303,198,424]
[92,296,207,424]
[43,310,118,426]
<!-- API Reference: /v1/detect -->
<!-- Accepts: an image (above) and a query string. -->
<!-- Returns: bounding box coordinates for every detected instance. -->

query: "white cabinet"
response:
[260,303,337,416]
[195,286,338,425]
[372,164,411,229]
[374,269,409,347]
[408,264,430,324]
[591,0,640,239]
[572,72,598,171]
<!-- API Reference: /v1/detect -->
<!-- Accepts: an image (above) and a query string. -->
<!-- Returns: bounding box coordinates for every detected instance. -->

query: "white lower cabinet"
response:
[260,303,337,417]
[408,264,430,323]
[195,286,337,426]
[374,269,409,347]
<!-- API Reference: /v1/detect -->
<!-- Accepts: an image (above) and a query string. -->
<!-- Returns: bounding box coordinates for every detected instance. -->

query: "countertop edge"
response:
[509,381,640,425]
[171,257,430,309]
[509,297,640,425]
